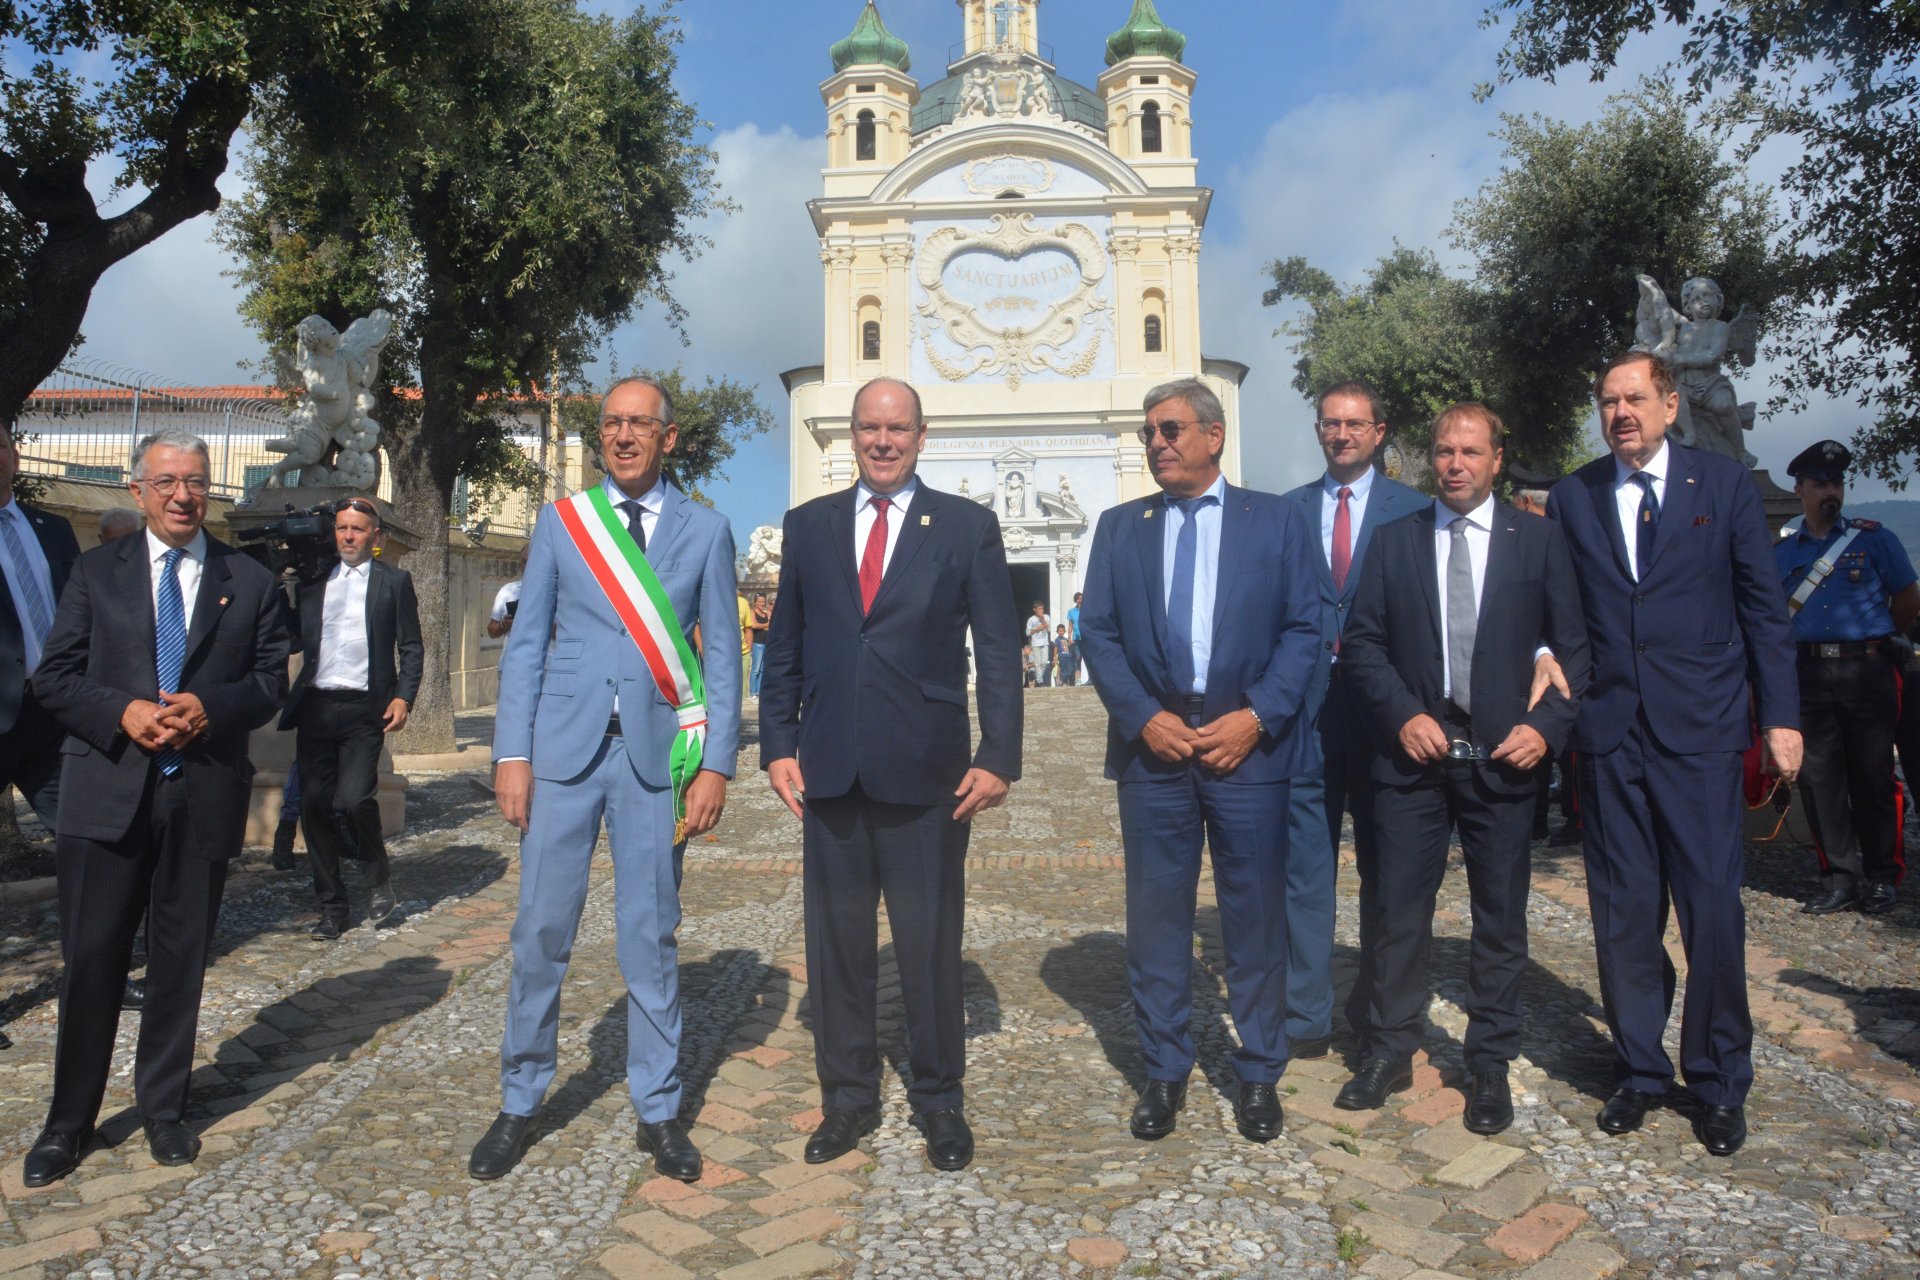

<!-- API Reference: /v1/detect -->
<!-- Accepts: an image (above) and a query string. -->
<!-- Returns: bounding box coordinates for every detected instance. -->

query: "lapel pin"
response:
[1686,477,1697,484]
[1144,508,1155,520]
[920,514,931,526]
[219,596,230,606]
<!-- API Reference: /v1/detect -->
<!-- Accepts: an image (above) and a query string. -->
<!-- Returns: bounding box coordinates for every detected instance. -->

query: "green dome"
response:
[831,2,910,73]
[1105,0,1186,66]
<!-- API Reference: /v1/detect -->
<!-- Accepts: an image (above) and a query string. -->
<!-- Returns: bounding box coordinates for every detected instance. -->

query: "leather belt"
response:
[1796,638,1888,659]
[310,686,369,700]
[605,715,622,736]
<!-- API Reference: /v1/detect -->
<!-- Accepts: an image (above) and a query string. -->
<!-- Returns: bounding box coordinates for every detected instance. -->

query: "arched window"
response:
[1141,101,1163,154]
[862,320,881,361]
[855,109,876,162]
[1143,315,1163,353]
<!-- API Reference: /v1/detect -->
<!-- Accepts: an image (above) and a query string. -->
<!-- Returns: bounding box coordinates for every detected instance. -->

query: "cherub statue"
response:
[1056,473,1075,506]
[1632,275,1760,467]
[958,66,995,119]
[262,309,394,490]
[745,525,784,579]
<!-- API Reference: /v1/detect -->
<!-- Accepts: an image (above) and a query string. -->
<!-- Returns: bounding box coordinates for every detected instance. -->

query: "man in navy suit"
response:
[1279,382,1426,1061]
[1546,351,1800,1157]
[0,423,82,832]
[1338,404,1590,1130]
[760,377,1021,1173]
[1080,378,1322,1144]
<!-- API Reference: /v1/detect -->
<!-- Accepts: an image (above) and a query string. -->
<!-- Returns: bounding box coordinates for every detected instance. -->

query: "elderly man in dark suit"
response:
[281,497,423,938]
[1547,351,1800,1157]
[1079,378,1322,1145]
[22,427,290,1186]
[760,376,1021,1173]
[1338,403,1590,1131]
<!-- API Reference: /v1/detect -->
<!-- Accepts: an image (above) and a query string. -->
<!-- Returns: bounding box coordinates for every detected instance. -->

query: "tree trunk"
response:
[386,405,461,755]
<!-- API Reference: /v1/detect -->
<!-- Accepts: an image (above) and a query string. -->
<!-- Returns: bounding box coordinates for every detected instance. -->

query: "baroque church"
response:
[783,0,1243,613]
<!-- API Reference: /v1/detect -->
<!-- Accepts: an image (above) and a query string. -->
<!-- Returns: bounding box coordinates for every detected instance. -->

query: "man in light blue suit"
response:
[1080,378,1322,1144]
[470,376,741,1183]
[1279,382,1425,1060]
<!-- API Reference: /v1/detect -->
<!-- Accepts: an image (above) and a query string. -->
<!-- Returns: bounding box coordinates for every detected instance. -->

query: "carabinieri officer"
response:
[1775,439,1920,916]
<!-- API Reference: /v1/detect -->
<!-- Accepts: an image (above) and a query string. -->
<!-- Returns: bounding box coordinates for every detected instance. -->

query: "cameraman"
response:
[280,497,423,938]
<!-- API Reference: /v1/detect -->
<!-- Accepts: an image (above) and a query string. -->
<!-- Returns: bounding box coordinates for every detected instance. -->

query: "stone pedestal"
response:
[1750,469,1800,538]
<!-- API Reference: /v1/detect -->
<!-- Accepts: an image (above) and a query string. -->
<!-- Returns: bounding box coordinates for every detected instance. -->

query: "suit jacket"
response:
[1282,472,1427,719]
[0,501,81,735]
[494,482,742,786]
[1547,444,1797,755]
[280,557,424,729]
[1078,483,1323,784]
[758,482,1022,807]
[32,534,292,857]
[1342,503,1592,795]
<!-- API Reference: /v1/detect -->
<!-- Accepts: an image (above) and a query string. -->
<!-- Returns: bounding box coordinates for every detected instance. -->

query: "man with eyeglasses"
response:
[1079,378,1321,1144]
[24,428,290,1185]
[1337,404,1589,1131]
[760,377,1021,1172]
[474,376,741,1184]
[1277,383,1425,1067]
[279,497,423,939]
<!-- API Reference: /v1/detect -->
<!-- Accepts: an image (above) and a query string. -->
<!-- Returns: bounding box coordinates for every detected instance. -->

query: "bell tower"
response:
[822,1,918,198]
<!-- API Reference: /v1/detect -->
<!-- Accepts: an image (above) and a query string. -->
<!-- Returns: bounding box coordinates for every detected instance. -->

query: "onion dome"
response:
[831,1,911,73]
[1105,0,1187,66]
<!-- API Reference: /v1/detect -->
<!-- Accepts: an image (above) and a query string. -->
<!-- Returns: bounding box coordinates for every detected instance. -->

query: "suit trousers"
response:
[500,733,686,1123]
[1797,653,1904,889]
[1287,672,1375,1045]
[296,690,389,926]
[1581,717,1752,1106]
[1364,764,1535,1072]
[48,768,227,1132]
[803,785,969,1115]
[1118,769,1292,1084]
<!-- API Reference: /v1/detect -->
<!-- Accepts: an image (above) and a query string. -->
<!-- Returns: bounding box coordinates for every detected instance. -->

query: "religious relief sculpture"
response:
[745,526,784,581]
[261,310,395,490]
[958,476,972,498]
[1004,471,1028,519]
[1056,473,1075,507]
[1631,274,1761,467]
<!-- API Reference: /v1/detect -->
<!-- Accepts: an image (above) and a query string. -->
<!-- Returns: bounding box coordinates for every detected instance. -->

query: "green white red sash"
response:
[552,486,707,841]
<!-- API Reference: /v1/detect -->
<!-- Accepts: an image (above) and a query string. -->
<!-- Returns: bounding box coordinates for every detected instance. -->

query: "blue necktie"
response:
[0,509,53,643]
[1166,495,1212,694]
[155,547,187,776]
[1629,472,1660,580]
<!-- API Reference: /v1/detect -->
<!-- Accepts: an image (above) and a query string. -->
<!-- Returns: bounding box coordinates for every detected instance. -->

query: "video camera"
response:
[234,504,340,584]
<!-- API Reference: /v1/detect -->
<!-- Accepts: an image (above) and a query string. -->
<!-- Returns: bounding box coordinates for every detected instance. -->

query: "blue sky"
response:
[71,0,1893,541]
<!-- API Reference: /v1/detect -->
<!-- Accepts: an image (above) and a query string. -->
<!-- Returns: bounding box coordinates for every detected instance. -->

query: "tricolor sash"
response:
[552,487,707,842]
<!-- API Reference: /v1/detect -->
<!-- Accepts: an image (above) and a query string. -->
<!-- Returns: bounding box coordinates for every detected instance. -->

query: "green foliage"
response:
[1483,0,1920,486]
[1335,1227,1369,1263]
[1265,81,1784,475]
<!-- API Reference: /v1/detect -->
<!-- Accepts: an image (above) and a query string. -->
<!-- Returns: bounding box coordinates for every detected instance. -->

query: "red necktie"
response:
[859,496,891,615]
[1331,485,1353,592]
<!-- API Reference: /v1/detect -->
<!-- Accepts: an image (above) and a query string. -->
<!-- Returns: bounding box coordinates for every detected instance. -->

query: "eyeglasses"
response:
[1316,418,1379,434]
[336,498,378,518]
[137,475,211,496]
[601,414,669,439]
[1136,419,1203,445]
[1444,738,1488,763]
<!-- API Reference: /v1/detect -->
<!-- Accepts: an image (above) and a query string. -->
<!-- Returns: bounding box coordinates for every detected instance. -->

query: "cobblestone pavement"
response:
[1,690,1917,1278]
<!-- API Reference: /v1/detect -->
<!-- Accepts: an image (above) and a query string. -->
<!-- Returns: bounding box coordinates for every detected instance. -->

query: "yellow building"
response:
[785,0,1244,610]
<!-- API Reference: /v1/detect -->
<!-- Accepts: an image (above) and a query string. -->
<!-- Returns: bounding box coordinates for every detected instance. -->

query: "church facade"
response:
[783,0,1243,613]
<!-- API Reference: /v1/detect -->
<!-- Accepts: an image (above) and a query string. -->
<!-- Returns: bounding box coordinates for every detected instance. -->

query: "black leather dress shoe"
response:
[917,1108,973,1171]
[122,978,146,1011]
[1335,1058,1413,1111]
[1803,886,1861,915]
[1234,1082,1283,1142]
[1289,1034,1334,1060]
[310,917,344,942]
[805,1107,881,1163]
[468,1111,539,1180]
[1597,1086,1659,1134]
[1129,1079,1188,1140]
[270,818,298,870]
[23,1128,88,1187]
[144,1119,200,1167]
[1464,1067,1514,1135]
[1860,882,1899,915]
[0,1027,11,1051]
[638,1117,702,1182]
[1696,1104,1746,1156]
[369,879,398,927]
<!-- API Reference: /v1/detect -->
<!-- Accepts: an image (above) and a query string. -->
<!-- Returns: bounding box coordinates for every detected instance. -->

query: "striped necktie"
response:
[0,508,53,642]
[155,547,187,776]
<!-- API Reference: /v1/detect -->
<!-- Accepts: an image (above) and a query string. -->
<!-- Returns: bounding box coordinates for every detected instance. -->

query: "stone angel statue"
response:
[1631,274,1760,467]
[262,309,394,490]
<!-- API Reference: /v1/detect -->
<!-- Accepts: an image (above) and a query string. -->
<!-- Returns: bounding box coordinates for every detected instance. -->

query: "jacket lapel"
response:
[1346,473,1395,604]
[1413,506,1443,651]
[1292,484,1337,596]
[1209,486,1252,643]
[119,536,158,682]
[1138,497,1169,657]
[869,484,937,615]
[830,486,863,613]
[182,543,234,666]
[1586,463,1634,581]
[1645,445,1698,575]
[647,483,690,565]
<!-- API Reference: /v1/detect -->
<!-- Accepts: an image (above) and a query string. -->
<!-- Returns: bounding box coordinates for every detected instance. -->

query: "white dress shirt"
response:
[1320,465,1377,568]
[607,474,667,548]
[1612,441,1670,582]
[313,559,373,690]
[1162,473,1227,694]
[1433,495,1496,704]
[145,529,206,635]
[854,476,919,576]
[0,501,57,674]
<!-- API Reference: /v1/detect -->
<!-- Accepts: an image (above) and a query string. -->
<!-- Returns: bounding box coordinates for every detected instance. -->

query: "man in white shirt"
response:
[280,498,423,940]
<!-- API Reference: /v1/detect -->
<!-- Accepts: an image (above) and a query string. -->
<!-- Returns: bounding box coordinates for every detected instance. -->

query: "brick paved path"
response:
[0,690,1915,1278]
